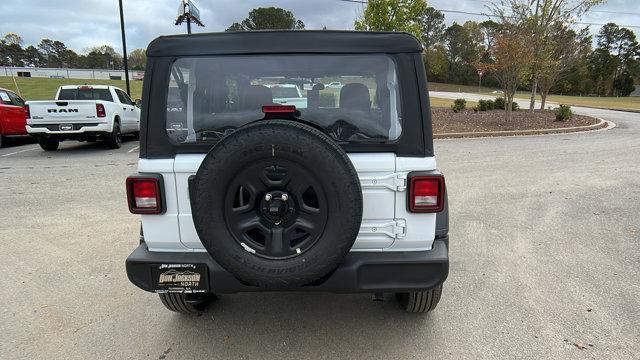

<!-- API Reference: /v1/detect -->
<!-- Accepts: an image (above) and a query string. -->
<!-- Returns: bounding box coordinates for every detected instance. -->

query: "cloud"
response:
[0,0,361,52]
[0,0,637,54]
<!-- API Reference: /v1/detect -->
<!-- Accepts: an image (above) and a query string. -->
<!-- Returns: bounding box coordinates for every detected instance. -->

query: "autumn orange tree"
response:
[490,0,604,112]
[490,25,533,121]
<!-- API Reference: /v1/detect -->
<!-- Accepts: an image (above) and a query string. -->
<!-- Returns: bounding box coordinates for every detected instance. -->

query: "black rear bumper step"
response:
[125,238,449,294]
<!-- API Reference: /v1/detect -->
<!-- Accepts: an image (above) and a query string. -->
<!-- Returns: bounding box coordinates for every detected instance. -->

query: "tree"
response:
[82,45,123,69]
[22,45,44,67]
[537,25,591,109]
[128,49,147,70]
[491,0,604,111]
[37,39,58,67]
[419,7,445,49]
[0,40,23,66]
[3,33,23,46]
[442,22,483,84]
[612,71,635,96]
[354,0,426,38]
[597,23,620,52]
[425,44,449,82]
[226,7,305,31]
[490,25,533,120]
[587,24,640,96]
[587,47,619,95]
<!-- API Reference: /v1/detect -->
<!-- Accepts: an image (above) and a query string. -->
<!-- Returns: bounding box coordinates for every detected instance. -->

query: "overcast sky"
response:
[0,0,638,53]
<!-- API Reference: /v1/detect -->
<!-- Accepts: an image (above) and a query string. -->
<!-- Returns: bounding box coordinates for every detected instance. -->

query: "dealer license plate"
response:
[150,264,208,293]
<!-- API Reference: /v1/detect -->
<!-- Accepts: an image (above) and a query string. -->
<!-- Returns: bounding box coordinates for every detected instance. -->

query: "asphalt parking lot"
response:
[1,107,639,359]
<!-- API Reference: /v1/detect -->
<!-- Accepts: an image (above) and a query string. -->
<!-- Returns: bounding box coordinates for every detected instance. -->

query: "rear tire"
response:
[38,138,59,151]
[395,284,443,313]
[158,292,217,314]
[104,121,122,149]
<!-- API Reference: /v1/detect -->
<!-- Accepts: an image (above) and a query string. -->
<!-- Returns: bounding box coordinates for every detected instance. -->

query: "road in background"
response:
[1,108,639,359]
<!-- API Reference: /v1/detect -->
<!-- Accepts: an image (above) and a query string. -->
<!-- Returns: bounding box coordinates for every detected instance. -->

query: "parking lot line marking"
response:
[128,146,139,153]
[1,147,39,157]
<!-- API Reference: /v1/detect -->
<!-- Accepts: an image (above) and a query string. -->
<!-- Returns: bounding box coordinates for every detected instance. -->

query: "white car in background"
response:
[266,84,308,109]
[326,81,344,89]
[26,85,140,151]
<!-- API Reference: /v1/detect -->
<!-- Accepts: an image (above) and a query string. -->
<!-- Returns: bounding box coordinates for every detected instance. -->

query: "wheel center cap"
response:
[261,192,294,224]
[268,199,286,216]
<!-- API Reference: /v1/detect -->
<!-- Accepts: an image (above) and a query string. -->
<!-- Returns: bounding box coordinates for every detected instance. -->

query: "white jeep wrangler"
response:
[125,31,449,314]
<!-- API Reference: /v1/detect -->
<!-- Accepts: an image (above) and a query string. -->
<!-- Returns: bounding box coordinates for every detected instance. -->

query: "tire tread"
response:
[158,293,216,314]
[396,284,443,313]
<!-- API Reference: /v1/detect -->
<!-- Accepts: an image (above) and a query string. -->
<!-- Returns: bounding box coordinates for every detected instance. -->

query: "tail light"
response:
[408,175,445,213]
[96,103,106,118]
[126,175,164,214]
[25,104,30,119]
[262,105,296,113]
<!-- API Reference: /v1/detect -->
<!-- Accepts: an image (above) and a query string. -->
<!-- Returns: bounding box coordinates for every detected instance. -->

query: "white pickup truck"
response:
[266,84,308,109]
[26,85,140,151]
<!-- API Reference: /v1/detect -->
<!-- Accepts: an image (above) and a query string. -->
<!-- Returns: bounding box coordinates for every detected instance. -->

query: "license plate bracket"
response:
[150,264,209,293]
[59,124,73,131]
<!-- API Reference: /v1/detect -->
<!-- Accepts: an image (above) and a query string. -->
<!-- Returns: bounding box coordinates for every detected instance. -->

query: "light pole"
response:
[185,2,191,34]
[118,0,131,96]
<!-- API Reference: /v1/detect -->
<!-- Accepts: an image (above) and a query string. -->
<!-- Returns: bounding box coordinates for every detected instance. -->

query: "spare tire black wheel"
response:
[191,120,363,287]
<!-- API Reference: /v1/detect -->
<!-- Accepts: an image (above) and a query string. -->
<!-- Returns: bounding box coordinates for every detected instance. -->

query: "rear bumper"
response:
[126,238,449,294]
[26,122,111,135]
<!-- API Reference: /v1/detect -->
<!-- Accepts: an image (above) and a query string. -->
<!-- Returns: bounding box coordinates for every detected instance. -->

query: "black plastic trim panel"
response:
[126,240,449,294]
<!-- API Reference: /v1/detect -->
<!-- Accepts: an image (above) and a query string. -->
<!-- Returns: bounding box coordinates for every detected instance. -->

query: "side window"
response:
[115,89,128,104]
[121,91,134,105]
[0,91,10,104]
[7,92,25,106]
[94,89,114,102]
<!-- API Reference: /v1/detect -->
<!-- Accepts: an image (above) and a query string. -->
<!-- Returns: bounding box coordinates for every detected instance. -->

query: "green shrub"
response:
[555,104,572,121]
[451,98,466,112]
[494,97,519,111]
[477,99,495,111]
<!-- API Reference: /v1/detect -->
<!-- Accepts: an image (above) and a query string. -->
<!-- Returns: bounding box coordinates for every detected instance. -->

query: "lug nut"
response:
[281,193,289,201]
[265,193,272,201]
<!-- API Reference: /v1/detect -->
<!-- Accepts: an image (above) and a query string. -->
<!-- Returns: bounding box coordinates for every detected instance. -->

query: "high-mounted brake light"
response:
[79,85,93,90]
[96,103,106,118]
[126,176,164,214]
[262,105,296,113]
[408,175,445,213]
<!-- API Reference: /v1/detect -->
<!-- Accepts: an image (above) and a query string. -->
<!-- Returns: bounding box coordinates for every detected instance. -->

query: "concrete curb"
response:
[434,118,610,139]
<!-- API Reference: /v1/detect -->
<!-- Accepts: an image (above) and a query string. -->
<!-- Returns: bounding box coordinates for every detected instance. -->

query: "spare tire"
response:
[191,120,362,287]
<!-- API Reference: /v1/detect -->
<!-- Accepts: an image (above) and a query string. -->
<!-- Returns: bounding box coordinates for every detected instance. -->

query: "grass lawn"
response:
[430,97,478,109]
[0,76,143,100]
[429,82,497,95]
[518,94,640,111]
[428,81,640,111]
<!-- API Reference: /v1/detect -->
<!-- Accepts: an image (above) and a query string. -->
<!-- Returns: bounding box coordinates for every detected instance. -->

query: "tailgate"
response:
[27,100,101,123]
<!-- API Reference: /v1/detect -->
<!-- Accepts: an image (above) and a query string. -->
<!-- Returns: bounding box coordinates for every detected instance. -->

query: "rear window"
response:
[165,54,402,144]
[58,88,113,102]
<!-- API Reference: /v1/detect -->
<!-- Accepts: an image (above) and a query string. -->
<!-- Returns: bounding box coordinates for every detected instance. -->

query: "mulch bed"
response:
[432,108,600,135]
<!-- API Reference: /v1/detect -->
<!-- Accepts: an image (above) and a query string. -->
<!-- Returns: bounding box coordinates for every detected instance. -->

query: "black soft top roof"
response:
[146,30,423,57]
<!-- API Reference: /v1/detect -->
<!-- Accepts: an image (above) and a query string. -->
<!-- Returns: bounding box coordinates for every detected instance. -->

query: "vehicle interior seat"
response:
[339,83,371,112]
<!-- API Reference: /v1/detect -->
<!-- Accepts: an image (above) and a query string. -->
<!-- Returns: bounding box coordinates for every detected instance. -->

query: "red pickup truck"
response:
[0,87,29,147]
